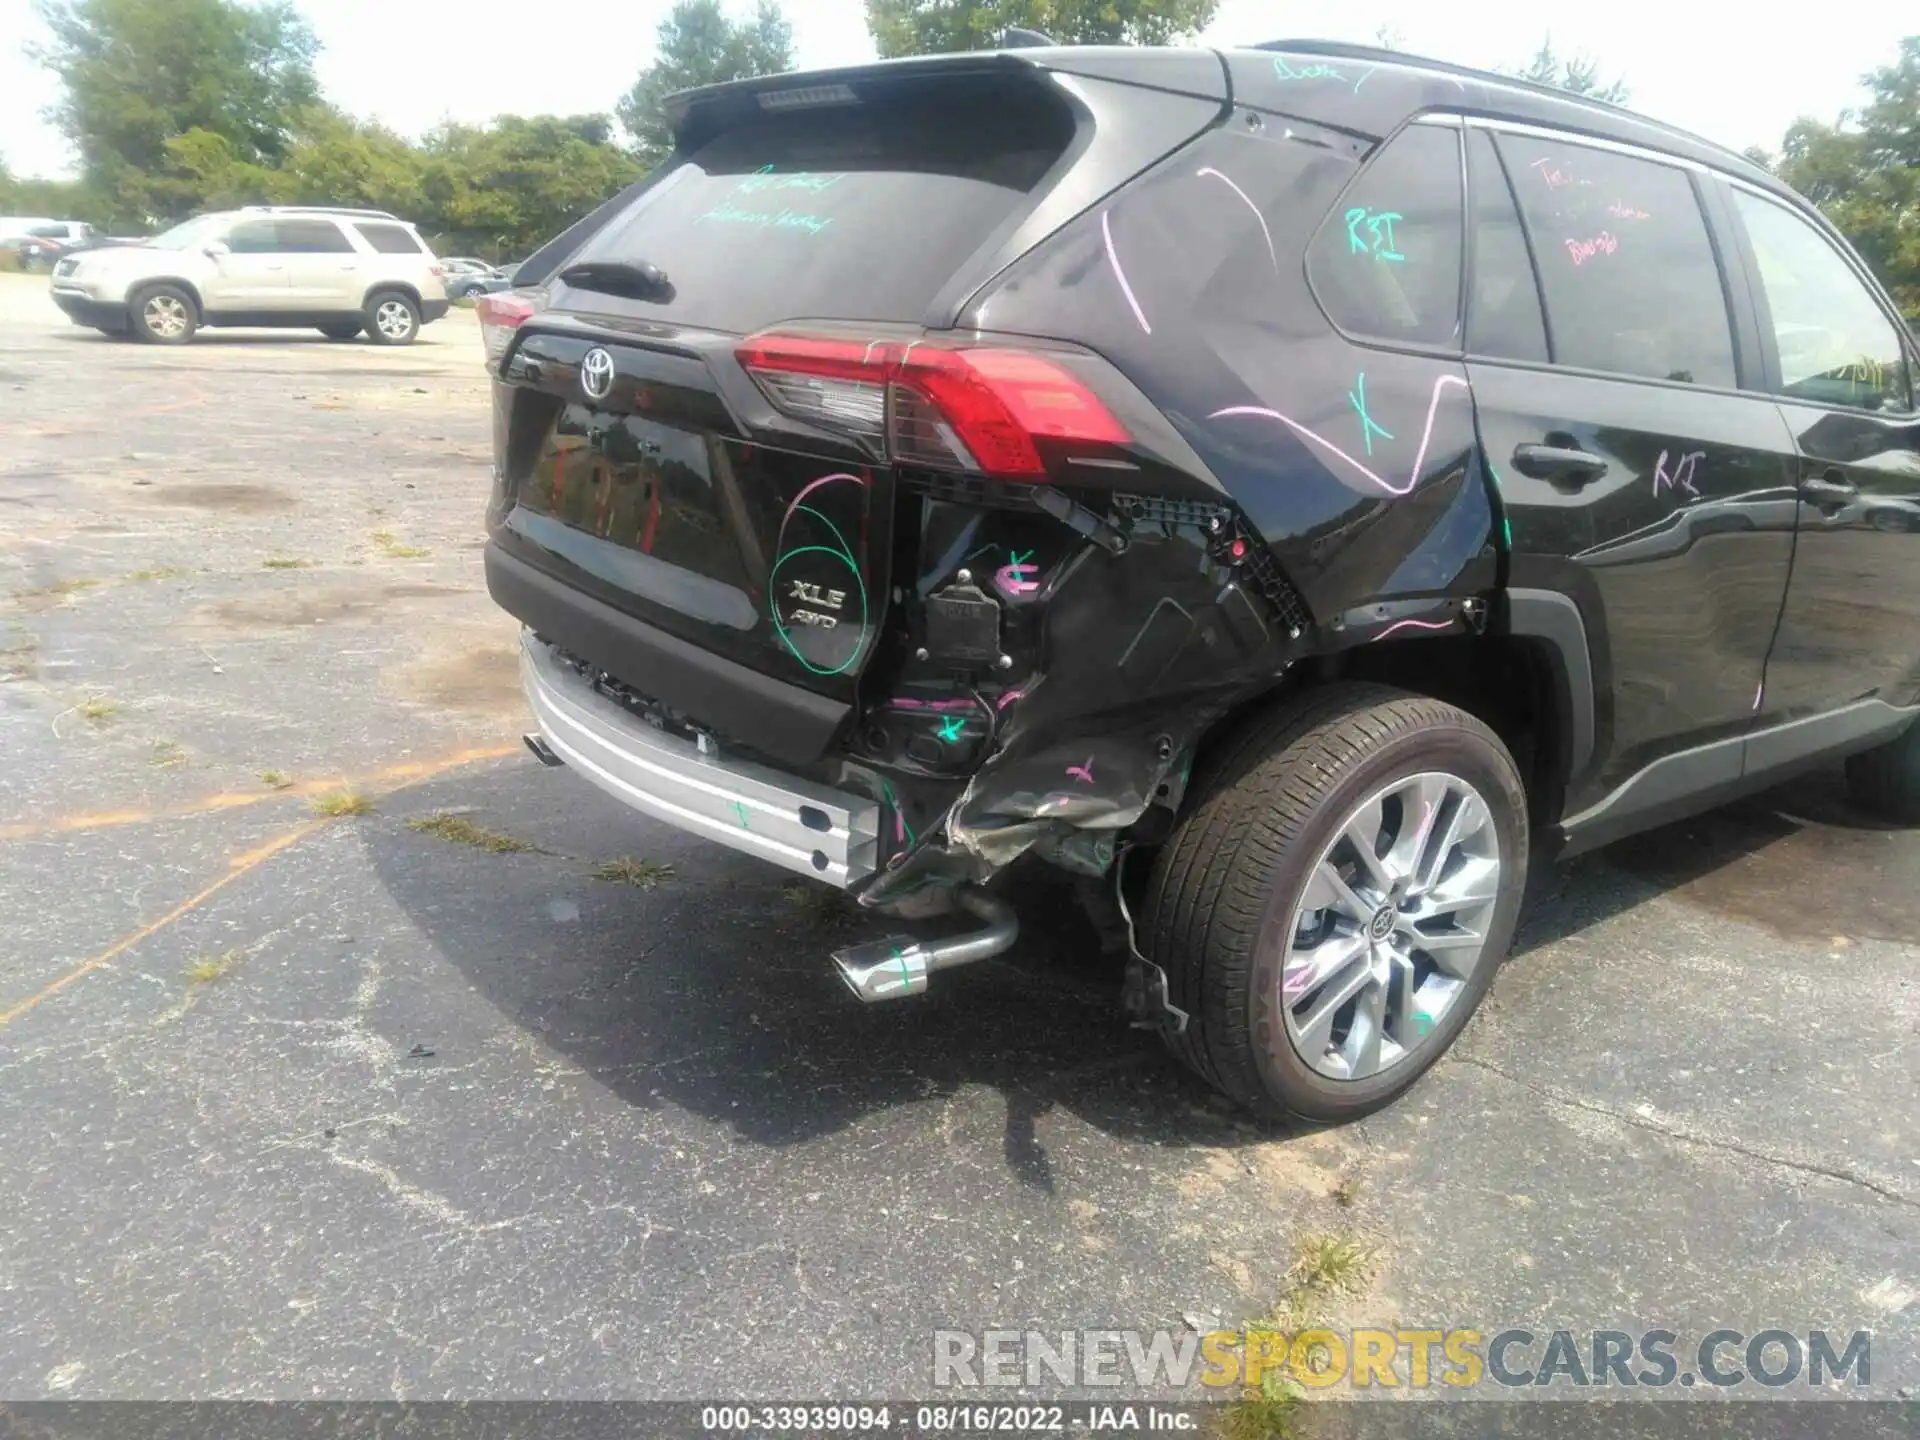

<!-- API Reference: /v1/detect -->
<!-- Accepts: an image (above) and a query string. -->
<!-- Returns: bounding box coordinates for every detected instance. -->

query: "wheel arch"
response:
[1183,593,1596,835]
[362,281,423,311]
[129,276,205,320]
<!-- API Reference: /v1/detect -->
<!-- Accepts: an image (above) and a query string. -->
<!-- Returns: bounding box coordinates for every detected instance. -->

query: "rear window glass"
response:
[569,82,1073,333]
[355,222,424,254]
[275,219,353,253]
[1307,123,1465,348]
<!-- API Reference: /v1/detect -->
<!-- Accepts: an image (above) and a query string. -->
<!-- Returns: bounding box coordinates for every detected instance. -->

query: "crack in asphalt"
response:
[1449,1052,1919,1211]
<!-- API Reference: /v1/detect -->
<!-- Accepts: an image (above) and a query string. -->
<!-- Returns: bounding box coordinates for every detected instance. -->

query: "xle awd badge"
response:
[787,578,846,630]
[579,348,614,401]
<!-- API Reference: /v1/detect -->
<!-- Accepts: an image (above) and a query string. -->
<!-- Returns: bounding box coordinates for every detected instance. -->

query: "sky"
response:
[0,0,1910,181]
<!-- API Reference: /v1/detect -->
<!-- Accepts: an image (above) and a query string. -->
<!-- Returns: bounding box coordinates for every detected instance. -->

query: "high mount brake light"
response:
[735,331,1130,479]
[475,291,538,366]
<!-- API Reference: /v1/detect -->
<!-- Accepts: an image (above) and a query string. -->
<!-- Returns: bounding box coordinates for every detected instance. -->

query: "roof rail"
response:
[1248,39,1758,172]
[238,205,401,220]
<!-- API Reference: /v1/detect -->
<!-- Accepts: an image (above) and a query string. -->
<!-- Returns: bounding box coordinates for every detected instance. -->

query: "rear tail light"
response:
[735,331,1130,479]
[475,291,538,367]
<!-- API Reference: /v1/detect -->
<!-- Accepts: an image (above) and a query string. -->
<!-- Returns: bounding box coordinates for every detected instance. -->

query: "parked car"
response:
[48,206,450,345]
[476,40,1920,1123]
[11,220,101,270]
[443,257,514,300]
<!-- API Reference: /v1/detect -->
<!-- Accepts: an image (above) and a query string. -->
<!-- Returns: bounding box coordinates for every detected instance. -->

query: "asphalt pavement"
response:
[0,274,1913,1407]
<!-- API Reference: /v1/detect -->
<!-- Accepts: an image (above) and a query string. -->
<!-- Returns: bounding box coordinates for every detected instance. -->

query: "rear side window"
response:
[1465,129,1547,363]
[275,219,353,253]
[1307,123,1464,348]
[355,222,425,255]
[1497,133,1736,389]
[569,79,1073,333]
[1730,189,1912,412]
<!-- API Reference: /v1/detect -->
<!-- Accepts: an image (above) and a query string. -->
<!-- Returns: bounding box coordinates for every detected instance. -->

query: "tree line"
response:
[1,0,1912,317]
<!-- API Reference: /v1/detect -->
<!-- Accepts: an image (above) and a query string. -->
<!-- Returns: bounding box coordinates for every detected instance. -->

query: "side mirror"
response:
[203,240,231,259]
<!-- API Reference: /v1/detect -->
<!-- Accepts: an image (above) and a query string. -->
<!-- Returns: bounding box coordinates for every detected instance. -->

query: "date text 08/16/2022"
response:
[699,1404,1196,1433]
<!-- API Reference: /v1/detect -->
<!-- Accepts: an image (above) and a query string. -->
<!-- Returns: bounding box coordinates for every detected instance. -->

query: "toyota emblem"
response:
[580,348,615,401]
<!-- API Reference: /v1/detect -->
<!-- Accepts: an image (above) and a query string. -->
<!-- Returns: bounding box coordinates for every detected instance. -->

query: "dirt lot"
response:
[1,271,1914,1403]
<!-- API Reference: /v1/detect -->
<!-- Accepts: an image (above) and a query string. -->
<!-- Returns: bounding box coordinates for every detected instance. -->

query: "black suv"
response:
[478,40,1920,1123]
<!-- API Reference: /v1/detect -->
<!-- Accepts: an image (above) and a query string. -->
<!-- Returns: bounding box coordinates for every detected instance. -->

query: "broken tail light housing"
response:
[735,331,1130,479]
[475,291,539,368]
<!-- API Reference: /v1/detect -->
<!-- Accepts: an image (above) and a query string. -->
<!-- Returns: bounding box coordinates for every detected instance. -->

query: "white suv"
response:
[49,207,451,346]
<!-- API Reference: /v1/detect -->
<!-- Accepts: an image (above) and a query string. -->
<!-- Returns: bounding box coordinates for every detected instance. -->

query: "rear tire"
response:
[1145,684,1528,1123]
[1844,720,1920,823]
[318,322,362,341]
[130,284,196,344]
[363,290,420,345]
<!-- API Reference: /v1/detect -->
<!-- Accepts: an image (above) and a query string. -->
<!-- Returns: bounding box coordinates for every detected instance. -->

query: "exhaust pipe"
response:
[523,732,563,767]
[832,889,1019,1002]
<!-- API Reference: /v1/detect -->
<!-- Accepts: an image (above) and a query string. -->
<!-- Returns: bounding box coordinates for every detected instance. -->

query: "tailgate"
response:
[495,327,886,702]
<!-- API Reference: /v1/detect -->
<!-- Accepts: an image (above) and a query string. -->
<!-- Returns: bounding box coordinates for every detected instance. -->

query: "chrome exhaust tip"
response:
[831,890,1019,1003]
[523,732,563,767]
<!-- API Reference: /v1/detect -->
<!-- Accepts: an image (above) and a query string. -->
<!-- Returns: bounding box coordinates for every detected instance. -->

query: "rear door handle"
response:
[1511,443,1609,485]
[1800,473,1858,502]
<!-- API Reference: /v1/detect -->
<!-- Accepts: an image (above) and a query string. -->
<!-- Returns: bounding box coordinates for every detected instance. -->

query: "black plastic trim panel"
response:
[485,541,850,766]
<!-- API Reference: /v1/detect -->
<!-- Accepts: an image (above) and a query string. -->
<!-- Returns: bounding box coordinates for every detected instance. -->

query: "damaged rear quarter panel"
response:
[867,107,1499,884]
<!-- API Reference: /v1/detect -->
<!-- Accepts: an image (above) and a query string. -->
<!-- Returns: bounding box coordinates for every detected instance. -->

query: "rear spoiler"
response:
[664,47,1228,152]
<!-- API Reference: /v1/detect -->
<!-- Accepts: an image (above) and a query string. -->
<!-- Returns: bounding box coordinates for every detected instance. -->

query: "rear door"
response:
[1720,183,1920,722]
[1463,125,1799,809]
[273,217,360,309]
[203,218,290,307]
[490,67,1098,702]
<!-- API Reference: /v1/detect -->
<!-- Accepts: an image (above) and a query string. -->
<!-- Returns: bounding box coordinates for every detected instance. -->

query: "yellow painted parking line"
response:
[0,821,324,1028]
[0,744,518,842]
[0,743,522,1025]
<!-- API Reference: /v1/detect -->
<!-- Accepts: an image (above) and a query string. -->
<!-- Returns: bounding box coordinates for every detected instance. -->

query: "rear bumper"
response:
[421,298,450,323]
[520,632,880,887]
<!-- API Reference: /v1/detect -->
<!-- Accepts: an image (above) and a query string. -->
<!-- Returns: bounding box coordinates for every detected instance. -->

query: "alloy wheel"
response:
[1279,770,1502,1081]
[144,294,188,339]
[375,300,415,339]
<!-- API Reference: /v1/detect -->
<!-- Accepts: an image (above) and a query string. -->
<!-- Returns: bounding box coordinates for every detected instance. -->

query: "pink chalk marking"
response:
[781,470,866,528]
[1752,682,1764,712]
[1209,374,1470,498]
[1196,166,1277,271]
[1653,449,1704,499]
[893,810,906,844]
[1101,210,1151,335]
[994,561,1039,596]
[1370,617,1455,643]
[994,688,1025,711]
[1066,757,1096,785]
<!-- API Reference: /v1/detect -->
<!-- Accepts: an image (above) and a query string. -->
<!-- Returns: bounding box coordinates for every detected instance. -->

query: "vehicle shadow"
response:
[361,764,1265,1189]
[362,757,1915,1182]
[1515,761,1920,955]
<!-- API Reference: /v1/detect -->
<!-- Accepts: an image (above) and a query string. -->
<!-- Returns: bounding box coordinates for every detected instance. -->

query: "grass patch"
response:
[310,790,372,817]
[406,812,536,853]
[1217,1232,1378,1438]
[78,695,118,723]
[150,739,188,768]
[370,529,431,559]
[592,855,674,889]
[128,566,192,582]
[29,577,101,598]
[183,949,245,985]
[261,557,315,570]
[260,770,294,789]
[1217,1389,1303,1440]
[1288,1234,1374,1300]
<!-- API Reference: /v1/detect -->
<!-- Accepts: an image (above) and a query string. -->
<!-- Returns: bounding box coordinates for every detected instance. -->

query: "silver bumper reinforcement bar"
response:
[518,632,880,887]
